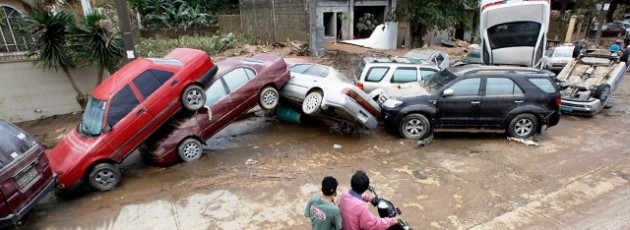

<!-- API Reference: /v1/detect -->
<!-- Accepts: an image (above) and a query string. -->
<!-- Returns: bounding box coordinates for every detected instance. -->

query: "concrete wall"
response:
[0,61,101,122]
[218,14,242,34]
[239,0,309,43]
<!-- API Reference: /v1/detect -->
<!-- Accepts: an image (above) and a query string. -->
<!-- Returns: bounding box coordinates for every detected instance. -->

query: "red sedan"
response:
[141,54,290,166]
[48,48,217,193]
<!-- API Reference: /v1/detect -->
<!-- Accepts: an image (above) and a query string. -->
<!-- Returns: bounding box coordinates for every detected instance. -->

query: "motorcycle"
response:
[368,186,412,230]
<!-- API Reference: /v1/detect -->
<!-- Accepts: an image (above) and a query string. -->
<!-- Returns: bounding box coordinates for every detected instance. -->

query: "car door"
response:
[361,66,390,92]
[223,67,260,117]
[103,85,150,161]
[282,64,318,100]
[435,77,482,127]
[478,77,525,126]
[199,78,232,139]
[132,69,175,130]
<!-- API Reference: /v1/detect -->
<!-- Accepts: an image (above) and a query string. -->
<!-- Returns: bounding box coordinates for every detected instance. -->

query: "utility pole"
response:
[115,0,135,61]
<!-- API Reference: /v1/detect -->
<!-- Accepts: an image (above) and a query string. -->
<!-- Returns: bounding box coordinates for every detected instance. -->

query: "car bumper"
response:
[560,98,603,116]
[323,97,379,130]
[198,65,219,88]
[0,174,57,227]
[142,148,178,167]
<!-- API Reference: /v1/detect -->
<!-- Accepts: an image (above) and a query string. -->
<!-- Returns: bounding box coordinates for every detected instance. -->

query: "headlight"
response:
[382,99,402,108]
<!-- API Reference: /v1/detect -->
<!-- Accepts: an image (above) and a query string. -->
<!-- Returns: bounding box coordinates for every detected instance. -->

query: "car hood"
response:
[48,128,100,176]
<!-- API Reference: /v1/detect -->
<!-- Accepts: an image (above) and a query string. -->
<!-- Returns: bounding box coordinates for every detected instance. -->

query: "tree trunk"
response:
[63,67,83,96]
[606,0,619,23]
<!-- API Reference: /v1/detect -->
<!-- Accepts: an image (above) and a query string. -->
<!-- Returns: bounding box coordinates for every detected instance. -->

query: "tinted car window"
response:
[366,67,389,82]
[391,68,417,83]
[528,78,556,93]
[205,80,228,106]
[133,70,171,99]
[107,85,140,126]
[488,22,541,49]
[450,78,480,96]
[223,68,250,91]
[486,78,524,95]
[436,54,445,65]
[304,65,329,77]
[152,69,174,84]
[0,121,37,169]
[288,64,311,74]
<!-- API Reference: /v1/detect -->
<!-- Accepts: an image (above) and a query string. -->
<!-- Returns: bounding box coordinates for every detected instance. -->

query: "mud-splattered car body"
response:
[141,54,290,166]
[556,49,627,116]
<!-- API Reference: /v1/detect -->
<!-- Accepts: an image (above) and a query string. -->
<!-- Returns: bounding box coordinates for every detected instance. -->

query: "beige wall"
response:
[0,61,102,122]
[0,0,31,14]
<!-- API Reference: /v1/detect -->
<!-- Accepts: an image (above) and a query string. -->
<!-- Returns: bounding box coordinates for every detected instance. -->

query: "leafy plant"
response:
[357,13,377,37]
[136,33,237,57]
[69,12,124,86]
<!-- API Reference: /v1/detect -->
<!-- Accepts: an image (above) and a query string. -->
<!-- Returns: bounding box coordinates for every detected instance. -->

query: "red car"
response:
[0,119,56,227]
[141,54,290,166]
[48,48,217,193]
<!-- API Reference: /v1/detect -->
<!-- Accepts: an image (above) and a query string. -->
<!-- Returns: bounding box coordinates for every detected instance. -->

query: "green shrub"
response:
[135,33,238,57]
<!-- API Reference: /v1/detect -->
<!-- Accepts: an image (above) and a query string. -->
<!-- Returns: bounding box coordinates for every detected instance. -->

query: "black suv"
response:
[380,65,561,139]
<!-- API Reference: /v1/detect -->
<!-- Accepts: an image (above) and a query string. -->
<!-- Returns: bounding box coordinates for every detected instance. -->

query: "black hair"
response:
[350,170,370,194]
[321,176,338,196]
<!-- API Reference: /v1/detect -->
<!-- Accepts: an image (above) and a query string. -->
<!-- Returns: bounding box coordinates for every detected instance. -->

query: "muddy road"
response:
[15,54,630,229]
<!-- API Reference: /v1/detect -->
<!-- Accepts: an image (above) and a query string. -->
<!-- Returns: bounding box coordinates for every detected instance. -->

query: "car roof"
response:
[216,54,283,75]
[403,49,440,59]
[449,64,552,77]
[92,48,208,100]
[362,56,432,65]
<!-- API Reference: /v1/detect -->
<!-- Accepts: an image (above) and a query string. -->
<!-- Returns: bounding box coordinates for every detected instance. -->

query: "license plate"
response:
[15,165,38,188]
[560,105,573,112]
[357,112,369,123]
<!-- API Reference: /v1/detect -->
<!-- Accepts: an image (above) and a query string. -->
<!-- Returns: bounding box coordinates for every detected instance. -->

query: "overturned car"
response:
[556,49,628,116]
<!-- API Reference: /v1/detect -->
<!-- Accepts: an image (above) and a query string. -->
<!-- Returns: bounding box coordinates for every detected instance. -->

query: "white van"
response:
[480,0,550,68]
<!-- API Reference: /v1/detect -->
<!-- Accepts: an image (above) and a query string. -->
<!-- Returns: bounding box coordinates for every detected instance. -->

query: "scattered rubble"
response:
[507,137,538,146]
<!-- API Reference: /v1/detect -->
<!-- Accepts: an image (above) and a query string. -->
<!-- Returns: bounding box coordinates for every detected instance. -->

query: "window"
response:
[529,78,556,93]
[205,80,228,106]
[545,48,554,57]
[450,78,480,96]
[0,120,36,169]
[107,85,140,126]
[304,65,329,77]
[365,67,389,82]
[223,68,250,91]
[486,78,524,95]
[244,68,256,79]
[435,54,445,65]
[133,70,173,99]
[0,6,29,58]
[391,68,417,83]
[289,64,311,74]
[488,22,541,49]
[420,69,438,81]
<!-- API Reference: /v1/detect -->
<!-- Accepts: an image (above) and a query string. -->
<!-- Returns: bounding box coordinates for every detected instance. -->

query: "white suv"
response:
[354,56,441,94]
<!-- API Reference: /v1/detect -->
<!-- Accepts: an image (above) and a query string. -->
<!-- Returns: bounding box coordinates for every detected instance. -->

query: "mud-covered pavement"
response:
[15,46,630,229]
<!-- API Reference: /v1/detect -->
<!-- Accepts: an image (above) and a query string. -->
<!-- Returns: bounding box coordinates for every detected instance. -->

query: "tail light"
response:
[556,98,562,106]
[357,82,364,91]
[341,88,381,118]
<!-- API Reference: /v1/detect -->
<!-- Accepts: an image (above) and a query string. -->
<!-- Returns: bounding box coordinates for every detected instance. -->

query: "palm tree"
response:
[70,13,124,86]
[25,8,83,97]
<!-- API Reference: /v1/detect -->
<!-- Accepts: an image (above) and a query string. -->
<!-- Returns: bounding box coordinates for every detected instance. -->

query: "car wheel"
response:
[595,84,611,102]
[259,86,279,110]
[399,114,431,140]
[572,43,582,58]
[87,163,121,191]
[181,85,206,111]
[177,137,203,162]
[302,90,323,115]
[507,113,538,138]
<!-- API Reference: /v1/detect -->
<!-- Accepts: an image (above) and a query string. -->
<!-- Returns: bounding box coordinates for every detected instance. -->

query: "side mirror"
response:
[102,125,113,133]
[443,88,454,97]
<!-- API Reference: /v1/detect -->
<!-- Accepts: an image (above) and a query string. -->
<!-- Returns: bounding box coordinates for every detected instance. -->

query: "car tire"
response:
[572,43,582,58]
[259,86,279,110]
[399,113,431,140]
[177,137,203,162]
[507,113,538,138]
[302,90,323,115]
[594,84,611,102]
[87,163,121,191]
[181,85,206,111]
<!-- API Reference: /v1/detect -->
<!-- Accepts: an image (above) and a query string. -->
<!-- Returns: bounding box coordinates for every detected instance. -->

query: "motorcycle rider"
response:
[304,176,343,230]
[338,170,398,230]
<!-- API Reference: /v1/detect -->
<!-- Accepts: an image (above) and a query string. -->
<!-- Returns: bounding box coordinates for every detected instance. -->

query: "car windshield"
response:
[79,96,106,137]
[327,68,355,84]
[554,48,573,58]
[488,21,541,49]
[0,120,37,169]
[464,50,482,63]
[422,68,458,92]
